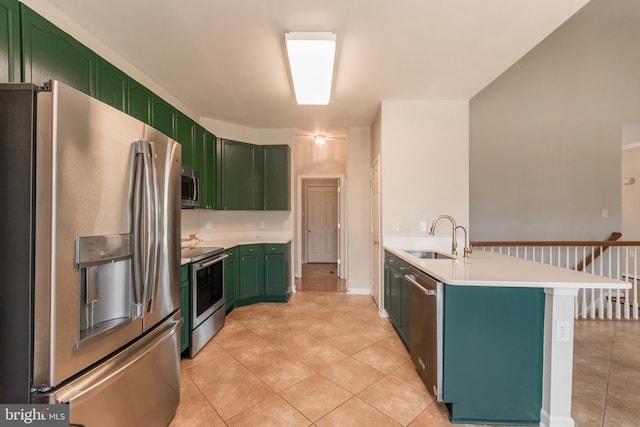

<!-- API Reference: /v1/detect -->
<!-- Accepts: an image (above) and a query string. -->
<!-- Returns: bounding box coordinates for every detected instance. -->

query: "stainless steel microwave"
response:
[181,165,200,208]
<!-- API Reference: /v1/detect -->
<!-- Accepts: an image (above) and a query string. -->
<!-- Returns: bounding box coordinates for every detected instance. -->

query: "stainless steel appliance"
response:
[0,81,182,426]
[181,247,227,357]
[406,267,444,401]
[181,164,200,208]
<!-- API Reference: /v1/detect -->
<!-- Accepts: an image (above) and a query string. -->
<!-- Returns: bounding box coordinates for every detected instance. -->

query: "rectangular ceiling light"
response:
[285,32,336,105]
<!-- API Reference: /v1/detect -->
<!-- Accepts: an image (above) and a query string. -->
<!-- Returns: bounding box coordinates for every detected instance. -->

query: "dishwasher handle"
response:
[405,274,438,296]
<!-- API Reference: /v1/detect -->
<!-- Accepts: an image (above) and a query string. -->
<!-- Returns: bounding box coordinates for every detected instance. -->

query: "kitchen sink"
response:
[403,250,454,260]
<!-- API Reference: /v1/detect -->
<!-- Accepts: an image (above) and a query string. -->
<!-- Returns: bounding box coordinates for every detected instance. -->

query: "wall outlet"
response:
[602,209,608,218]
[419,221,428,232]
[556,321,571,342]
[259,221,265,229]
[392,223,403,232]
[282,220,288,228]
[205,220,212,230]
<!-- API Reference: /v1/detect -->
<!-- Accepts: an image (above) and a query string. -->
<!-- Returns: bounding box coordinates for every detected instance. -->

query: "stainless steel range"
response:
[181,247,227,357]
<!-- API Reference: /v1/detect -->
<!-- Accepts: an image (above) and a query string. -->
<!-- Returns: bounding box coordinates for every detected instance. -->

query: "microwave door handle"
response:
[192,176,198,202]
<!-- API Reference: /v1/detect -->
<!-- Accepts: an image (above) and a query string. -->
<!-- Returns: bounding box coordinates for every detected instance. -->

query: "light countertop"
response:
[384,245,630,290]
[181,234,292,265]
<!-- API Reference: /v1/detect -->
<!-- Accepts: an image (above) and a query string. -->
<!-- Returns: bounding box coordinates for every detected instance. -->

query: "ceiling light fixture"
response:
[285,32,336,105]
[315,135,326,145]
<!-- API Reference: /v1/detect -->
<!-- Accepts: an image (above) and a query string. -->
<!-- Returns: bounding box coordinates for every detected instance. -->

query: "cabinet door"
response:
[176,111,194,168]
[21,5,96,95]
[238,254,264,300]
[217,139,256,210]
[205,132,216,208]
[96,56,127,112]
[0,0,19,83]
[399,275,410,347]
[180,280,190,352]
[389,270,402,329]
[224,248,237,313]
[264,252,285,297]
[263,145,290,210]
[192,124,207,207]
[127,78,152,124]
[383,264,392,314]
[152,94,176,138]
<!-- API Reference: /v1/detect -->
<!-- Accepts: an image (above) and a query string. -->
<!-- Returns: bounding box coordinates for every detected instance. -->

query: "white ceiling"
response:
[45,0,590,136]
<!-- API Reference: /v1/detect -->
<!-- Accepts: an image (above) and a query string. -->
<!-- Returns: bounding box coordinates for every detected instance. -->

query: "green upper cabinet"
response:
[21,5,95,95]
[263,145,290,210]
[127,78,152,124]
[176,111,194,167]
[96,56,128,112]
[152,94,176,138]
[205,132,217,208]
[192,124,207,207]
[216,139,290,211]
[0,0,19,83]
[217,139,259,210]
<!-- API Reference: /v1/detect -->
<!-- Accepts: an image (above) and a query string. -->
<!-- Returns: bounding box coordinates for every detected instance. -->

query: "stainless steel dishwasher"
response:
[405,267,443,401]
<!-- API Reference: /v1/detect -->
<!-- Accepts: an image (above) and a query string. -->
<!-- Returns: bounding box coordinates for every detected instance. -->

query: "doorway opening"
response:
[297,178,346,292]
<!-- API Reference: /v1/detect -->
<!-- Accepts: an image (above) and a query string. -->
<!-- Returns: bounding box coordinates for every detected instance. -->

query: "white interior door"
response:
[371,156,381,307]
[307,185,338,263]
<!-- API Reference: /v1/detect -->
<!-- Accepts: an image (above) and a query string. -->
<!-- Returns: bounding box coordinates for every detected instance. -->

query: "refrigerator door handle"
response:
[132,151,144,318]
[147,142,160,313]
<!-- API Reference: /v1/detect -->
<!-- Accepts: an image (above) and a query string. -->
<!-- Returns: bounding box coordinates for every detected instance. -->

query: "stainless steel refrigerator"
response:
[0,80,182,426]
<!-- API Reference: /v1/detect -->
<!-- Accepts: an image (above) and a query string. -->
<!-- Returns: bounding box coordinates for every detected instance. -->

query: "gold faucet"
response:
[428,215,472,258]
[428,215,457,256]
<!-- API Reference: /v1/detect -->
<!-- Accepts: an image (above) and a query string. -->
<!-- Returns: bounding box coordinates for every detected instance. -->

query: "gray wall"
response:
[470,0,640,241]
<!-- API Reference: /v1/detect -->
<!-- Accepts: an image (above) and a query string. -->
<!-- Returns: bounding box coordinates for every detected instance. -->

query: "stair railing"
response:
[471,233,639,320]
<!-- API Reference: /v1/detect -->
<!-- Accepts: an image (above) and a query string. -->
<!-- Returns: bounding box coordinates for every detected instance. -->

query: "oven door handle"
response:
[196,253,229,269]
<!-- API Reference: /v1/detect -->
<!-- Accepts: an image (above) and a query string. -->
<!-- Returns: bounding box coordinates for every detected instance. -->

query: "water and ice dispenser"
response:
[75,234,136,349]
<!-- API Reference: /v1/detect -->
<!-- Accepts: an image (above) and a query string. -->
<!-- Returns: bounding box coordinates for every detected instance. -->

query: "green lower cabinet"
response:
[442,285,545,425]
[227,243,291,311]
[180,264,190,354]
[383,251,411,348]
[223,248,237,314]
[264,243,291,302]
[238,245,265,302]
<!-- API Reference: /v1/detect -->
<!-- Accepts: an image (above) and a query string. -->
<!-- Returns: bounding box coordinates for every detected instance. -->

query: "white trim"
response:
[296,174,347,280]
[622,142,640,150]
[346,288,370,295]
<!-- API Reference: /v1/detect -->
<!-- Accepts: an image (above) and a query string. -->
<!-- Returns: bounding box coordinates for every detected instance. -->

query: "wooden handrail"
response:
[470,232,640,272]
[470,232,640,248]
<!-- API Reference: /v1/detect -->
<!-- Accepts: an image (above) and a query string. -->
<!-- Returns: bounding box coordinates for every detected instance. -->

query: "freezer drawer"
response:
[34,312,183,427]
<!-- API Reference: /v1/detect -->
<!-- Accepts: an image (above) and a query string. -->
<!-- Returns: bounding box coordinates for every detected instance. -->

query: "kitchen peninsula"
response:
[384,245,629,427]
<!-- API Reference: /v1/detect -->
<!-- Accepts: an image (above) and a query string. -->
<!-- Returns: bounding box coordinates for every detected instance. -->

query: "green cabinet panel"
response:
[263,145,290,210]
[176,111,194,167]
[265,244,286,297]
[216,139,290,211]
[238,247,265,300]
[152,95,175,138]
[21,5,96,95]
[205,132,217,208]
[442,286,545,425]
[192,124,208,207]
[127,78,152,124]
[96,56,127,112]
[0,0,19,83]
[217,139,258,210]
[180,264,190,353]
[224,248,237,313]
[383,251,411,348]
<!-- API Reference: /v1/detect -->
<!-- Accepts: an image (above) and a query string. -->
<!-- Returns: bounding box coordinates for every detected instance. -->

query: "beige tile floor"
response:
[170,290,640,426]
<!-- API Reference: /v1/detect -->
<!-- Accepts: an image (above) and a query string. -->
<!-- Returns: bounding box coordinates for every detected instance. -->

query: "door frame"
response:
[295,174,346,286]
[370,154,384,313]
[305,183,339,264]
